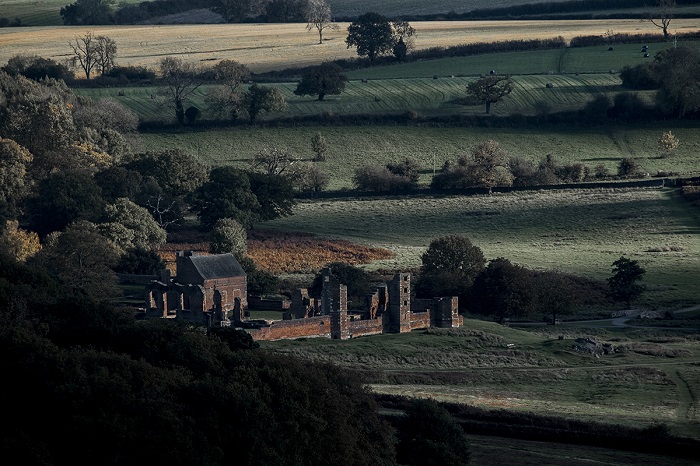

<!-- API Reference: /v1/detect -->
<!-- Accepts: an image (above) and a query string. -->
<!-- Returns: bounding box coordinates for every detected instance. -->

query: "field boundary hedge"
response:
[296,177,695,200]
[375,393,700,458]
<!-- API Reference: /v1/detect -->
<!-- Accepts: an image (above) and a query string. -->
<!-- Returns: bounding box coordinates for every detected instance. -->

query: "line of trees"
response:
[414,235,645,320]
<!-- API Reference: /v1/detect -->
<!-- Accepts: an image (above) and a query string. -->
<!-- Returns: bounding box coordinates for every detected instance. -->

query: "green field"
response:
[261,320,700,439]
[135,123,700,190]
[254,188,700,309]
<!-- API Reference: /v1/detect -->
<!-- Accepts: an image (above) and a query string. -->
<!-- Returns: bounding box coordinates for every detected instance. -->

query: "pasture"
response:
[78,73,632,121]
[255,188,700,309]
[2,19,699,73]
[135,123,700,190]
[3,0,698,26]
[262,320,700,439]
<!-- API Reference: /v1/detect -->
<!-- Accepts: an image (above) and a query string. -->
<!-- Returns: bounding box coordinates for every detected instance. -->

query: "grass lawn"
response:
[260,321,700,438]
[133,122,700,190]
[255,188,700,309]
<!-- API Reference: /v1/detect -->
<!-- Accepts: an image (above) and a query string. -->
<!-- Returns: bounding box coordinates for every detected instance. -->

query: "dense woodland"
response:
[1,2,700,463]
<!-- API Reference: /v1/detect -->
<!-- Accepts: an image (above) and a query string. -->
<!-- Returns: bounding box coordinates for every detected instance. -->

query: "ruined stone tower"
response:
[321,268,349,339]
[388,273,411,333]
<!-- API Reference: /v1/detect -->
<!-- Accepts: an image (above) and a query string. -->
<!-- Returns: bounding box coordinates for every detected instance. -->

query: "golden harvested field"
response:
[1,19,699,74]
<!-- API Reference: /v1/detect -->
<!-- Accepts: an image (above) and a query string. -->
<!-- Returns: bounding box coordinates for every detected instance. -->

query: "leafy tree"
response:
[654,46,700,118]
[99,198,167,251]
[251,146,298,175]
[471,257,535,322]
[243,84,287,123]
[69,32,116,79]
[159,57,204,125]
[533,271,582,324]
[0,220,41,262]
[466,75,514,114]
[658,130,679,157]
[396,398,470,466]
[617,157,644,178]
[93,166,143,203]
[28,170,106,236]
[60,0,115,25]
[432,140,513,190]
[124,149,208,197]
[34,220,121,298]
[294,62,347,101]
[416,235,486,308]
[353,165,416,192]
[0,73,76,165]
[264,0,308,22]
[114,247,165,274]
[311,261,373,308]
[386,157,420,183]
[210,217,247,257]
[0,138,33,213]
[2,54,74,81]
[391,20,416,62]
[207,59,250,120]
[213,0,266,22]
[247,171,296,221]
[239,255,280,296]
[310,131,328,160]
[305,0,337,44]
[607,256,646,307]
[191,167,261,229]
[345,12,394,62]
[648,0,675,39]
[296,164,330,193]
[72,97,138,134]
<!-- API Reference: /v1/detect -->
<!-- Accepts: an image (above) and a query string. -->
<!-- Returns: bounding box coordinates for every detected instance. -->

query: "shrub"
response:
[353,165,416,192]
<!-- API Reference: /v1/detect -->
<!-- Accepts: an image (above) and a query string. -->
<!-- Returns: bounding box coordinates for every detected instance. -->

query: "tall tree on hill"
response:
[305,0,337,44]
[69,32,117,79]
[294,62,347,101]
[648,0,676,39]
[159,57,203,125]
[207,59,250,121]
[466,75,514,114]
[346,12,394,63]
[607,256,646,307]
[243,84,287,123]
[415,235,486,309]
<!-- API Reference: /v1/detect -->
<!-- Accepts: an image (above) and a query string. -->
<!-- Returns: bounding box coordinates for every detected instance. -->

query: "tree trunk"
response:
[318,92,325,101]
[318,29,323,44]
[485,101,491,114]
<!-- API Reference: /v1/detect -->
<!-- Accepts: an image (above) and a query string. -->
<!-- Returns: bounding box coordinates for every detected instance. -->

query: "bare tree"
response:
[95,35,117,75]
[648,0,675,39]
[69,31,98,79]
[70,31,117,80]
[159,57,204,125]
[207,59,250,120]
[252,146,298,175]
[305,0,337,44]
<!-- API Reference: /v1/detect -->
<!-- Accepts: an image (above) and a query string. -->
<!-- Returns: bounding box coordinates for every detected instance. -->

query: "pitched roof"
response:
[188,253,246,280]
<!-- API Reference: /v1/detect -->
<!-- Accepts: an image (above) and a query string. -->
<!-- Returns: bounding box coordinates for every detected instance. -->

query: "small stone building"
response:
[146,251,247,327]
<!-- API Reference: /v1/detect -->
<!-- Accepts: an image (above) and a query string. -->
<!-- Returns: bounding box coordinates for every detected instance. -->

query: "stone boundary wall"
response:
[247,316,330,341]
[249,296,291,311]
[410,311,431,330]
[296,177,679,200]
[347,319,384,338]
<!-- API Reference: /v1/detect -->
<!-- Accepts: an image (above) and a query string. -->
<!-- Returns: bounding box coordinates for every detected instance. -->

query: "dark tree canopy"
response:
[345,12,395,62]
[60,0,115,25]
[416,235,486,308]
[124,149,208,198]
[396,398,471,466]
[471,257,535,322]
[0,253,397,466]
[294,62,348,101]
[28,170,105,236]
[607,256,646,307]
[466,75,514,114]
